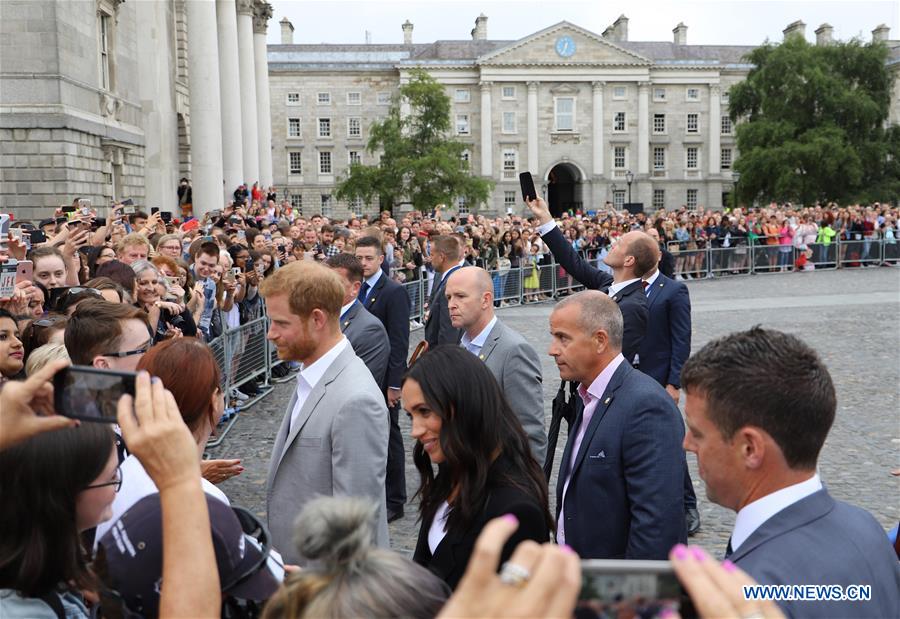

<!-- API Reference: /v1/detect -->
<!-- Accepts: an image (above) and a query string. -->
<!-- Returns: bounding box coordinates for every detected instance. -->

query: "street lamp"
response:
[625,170,634,204]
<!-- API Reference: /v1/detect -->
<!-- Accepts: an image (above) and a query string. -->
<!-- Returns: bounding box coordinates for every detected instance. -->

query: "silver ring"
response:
[499,561,531,588]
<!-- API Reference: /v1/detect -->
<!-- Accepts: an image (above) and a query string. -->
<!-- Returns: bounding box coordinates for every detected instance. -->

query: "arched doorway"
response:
[546,162,583,217]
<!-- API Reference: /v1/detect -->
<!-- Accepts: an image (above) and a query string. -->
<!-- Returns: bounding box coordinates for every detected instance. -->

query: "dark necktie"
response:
[358,281,370,303]
[724,537,734,559]
[643,280,650,297]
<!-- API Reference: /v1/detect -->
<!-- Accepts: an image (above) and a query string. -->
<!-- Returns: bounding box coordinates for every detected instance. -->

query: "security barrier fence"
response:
[207,236,897,445]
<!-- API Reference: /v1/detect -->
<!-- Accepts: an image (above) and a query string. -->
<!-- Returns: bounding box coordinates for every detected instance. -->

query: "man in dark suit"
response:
[525,197,650,363]
[551,290,687,559]
[647,228,675,278]
[355,236,411,522]
[638,247,700,536]
[445,266,546,462]
[423,235,464,348]
[682,327,900,618]
[326,254,389,389]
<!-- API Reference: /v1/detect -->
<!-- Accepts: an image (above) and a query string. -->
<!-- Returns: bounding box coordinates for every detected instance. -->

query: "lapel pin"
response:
[479,354,485,360]
[604,396,611,404]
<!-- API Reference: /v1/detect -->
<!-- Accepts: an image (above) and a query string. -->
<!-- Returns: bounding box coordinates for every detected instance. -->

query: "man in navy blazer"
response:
[551,291,687,559]
[355,236,411,522]
[423,235,464,348]
[526,197,650,363]
[682,327,900,618]
[638,249,700,535]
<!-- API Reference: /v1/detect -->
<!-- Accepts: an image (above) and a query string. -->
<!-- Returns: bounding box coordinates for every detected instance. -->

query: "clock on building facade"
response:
[555,35,576,57]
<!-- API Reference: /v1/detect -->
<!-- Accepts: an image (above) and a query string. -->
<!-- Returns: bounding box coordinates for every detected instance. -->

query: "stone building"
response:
[0,0,275,220]
[269,15,900,217]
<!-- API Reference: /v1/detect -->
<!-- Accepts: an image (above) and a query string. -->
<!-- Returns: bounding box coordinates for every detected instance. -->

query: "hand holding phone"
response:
[0,360,79,450]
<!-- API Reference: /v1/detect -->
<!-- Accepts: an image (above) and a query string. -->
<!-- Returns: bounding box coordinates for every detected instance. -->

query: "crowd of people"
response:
[1,189,898,619]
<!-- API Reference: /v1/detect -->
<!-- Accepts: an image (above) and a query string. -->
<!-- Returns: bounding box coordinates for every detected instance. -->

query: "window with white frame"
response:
[454,88,471,103]
[613,111,626,132]
[686,147,699,170]
[504,191,517,209]
[686,113,699,134]
[653,146,666,171]
[288,118,301,137]
[317,118,331,138]
[289,151,302,175]
[502,111,517,134]
[613,146,626,169]
[321,194,333,217]
[347,92,361,105]
[318,151,332,174]
[98,12,112,90]
[653,189,665,209]
[290,194,302,211]
[721,90,730,104]
[613,86,626,100]
[347,117,361,138]
[286,92,300,105]
[653,88,666,102]
[613,190,626,207]
[721,115,733,135]
[349,196,364,215]
[502,85,516,99]
[348,150,361,165]
[686,87,700,101]
[456,114,470,135]
[460,149,470,169]
[377,91,391,105]
[457,196,469,215]
[555,97,575,131]
[653,113,666,134]
[721,147,732,169]
[317,92,331,105]
[502,148,518,179]
[686,188,698,208]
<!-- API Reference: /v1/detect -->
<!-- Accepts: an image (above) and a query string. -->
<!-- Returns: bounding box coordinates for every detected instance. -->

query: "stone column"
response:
[709,85,721,175]
[592,81,605,176]
[637,81,650,175]
[253,2,274,188]
[216,0,243,194]
[186,0,225,217]
[480,81,493,177]
[237,0,259,184]
[527,81,539,174]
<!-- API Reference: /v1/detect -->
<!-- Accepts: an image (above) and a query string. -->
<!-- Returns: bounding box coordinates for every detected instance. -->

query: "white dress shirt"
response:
[731,473,823,552]
[289,337,349,432]
[607,277,641,298]
[361,269,382,302]
[339,300,355,318]
[460,315,497,357]
[537,220,558,236]
[644,269,660,290]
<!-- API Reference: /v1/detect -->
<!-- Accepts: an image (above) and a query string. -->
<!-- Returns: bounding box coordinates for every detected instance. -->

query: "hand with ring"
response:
[437,514,580,618]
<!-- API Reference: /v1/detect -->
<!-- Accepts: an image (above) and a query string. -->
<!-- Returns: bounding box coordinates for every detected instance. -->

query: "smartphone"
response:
[519,172,537,203]
[123,205,137,215]
[29,230,47,245]
[78,198,91,215]
[0,260,16,298]
[1,214,11,242]
[236,230,246,240]
[61,205,77,214]
[151,207,159,215]
[15,259,33,284]
[180,219,200,233]
[577,560,696,619]
[53,366,137,423]
[93,217,107,228]
[121,198,134,207]
[160,211,172,224]
[10,227,31,250]
[231,267,241,277]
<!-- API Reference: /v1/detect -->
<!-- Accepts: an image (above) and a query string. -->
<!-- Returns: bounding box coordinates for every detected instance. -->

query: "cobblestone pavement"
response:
[207,266,900,558]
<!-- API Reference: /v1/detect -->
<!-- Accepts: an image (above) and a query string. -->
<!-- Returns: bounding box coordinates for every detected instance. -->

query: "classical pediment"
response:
[478,21,650,66]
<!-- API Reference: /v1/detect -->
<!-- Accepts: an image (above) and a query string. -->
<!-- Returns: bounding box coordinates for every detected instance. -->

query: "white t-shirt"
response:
[94,454,229,547]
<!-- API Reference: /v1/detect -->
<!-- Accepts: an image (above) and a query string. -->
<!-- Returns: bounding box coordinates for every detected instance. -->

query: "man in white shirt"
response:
[261,261,389,564]
[681,327,900,618]
[445,266,546,462]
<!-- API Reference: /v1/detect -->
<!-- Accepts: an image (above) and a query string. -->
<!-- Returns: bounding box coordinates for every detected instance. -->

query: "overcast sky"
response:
[267,0,897,47]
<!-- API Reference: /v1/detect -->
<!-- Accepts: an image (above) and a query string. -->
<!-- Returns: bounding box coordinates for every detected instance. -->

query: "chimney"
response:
[402,19,413,44]
[815,23,833,46]
[280,17,294,45]
[673,22,687,45]
[472,13,488,40]
[365,30,372,44]
[602,25,616,40]
[613,14,629,42]
[872,24,890,43]
[783,20,806,41]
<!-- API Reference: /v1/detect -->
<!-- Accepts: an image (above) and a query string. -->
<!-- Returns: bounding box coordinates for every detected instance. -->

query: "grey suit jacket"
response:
[733,488,900,618]
[472,319,547,464]
[266,344,390,565]
[341,300,389,390]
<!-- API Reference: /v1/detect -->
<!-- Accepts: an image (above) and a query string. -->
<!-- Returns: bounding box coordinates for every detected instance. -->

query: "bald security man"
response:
[446,267,547,463]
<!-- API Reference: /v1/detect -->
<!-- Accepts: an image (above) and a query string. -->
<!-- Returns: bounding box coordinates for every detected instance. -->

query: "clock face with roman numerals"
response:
[555,35,576,58]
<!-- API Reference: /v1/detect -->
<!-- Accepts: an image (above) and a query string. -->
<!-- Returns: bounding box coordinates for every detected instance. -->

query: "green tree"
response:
[730,36,899,205]
[336,70,493,213]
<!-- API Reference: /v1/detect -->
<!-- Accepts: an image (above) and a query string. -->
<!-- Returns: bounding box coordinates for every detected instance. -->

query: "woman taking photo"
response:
[403,346,552,590]
[131,260,197,343]
[0,423,119,617]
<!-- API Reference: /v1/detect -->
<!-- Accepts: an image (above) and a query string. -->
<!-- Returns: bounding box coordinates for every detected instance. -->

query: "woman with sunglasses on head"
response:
[130,260,197,343]
[0,423,119,618]
[403,345,553,590]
